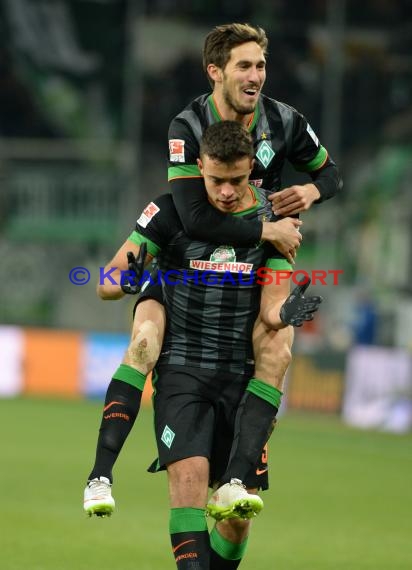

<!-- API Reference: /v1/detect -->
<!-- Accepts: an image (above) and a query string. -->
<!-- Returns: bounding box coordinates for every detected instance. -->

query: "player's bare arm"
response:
[96,241,152,300]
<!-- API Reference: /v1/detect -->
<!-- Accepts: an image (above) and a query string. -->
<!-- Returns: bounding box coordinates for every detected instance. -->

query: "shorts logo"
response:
[137,201,160,228]
[161,425,175,448]
[256,141,275,168]
[256,443,268,475]
[169,139,185,162]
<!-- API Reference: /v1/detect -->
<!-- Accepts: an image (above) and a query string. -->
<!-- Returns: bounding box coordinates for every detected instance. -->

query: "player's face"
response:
[197,155,253,213]
[221,42,266,115]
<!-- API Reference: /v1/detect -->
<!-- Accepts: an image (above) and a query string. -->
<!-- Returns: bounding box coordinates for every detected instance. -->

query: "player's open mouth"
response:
[243,88,259,98]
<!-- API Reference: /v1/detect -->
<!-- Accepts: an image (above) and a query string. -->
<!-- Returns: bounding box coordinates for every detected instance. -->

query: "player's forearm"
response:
[96,269,125,300]
[171,178,262,245]
[311,161,343,202]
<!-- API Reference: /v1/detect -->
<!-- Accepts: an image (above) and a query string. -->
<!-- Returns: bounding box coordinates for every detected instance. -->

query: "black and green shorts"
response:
[148,364,269,490]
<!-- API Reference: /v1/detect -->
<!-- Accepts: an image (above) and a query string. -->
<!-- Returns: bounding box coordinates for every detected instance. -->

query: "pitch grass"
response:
[1,398,411,570]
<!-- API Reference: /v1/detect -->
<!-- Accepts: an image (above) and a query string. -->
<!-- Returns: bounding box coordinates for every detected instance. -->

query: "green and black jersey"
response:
[129,187,292,375]
[168,93,342,246]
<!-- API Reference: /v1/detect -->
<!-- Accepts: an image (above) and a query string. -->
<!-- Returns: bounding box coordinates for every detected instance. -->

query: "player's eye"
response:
[231,177,245,185]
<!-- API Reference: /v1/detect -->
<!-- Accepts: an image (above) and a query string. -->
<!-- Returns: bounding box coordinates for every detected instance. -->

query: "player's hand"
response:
[279,278,323,327]
[120,243,147,295]
[269,183,320,216]
[261,218,303,264]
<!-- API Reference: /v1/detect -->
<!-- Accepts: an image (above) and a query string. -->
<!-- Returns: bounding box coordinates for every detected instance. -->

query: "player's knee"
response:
[126,319,161,373]
[173,467,204,488]
[167,458,209,506]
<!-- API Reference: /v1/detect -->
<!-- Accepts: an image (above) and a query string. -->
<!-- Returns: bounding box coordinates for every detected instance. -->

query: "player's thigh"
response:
[252,316,294,389]
[153,366,216,470]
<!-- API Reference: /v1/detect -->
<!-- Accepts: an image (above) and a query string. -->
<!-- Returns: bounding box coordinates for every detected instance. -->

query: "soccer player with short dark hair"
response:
[85,121,321,569]
[84,24,336,563]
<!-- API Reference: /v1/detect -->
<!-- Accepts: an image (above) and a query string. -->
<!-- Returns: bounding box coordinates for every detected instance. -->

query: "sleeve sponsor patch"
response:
[169,139,185,162]
[137,202,160,228]
[306,123,319,147]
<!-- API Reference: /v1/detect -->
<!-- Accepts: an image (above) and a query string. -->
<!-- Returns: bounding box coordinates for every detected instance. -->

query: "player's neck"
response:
[235,186,255,212]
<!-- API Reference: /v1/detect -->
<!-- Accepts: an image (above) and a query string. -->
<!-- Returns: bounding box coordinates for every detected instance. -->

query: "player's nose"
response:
[220,184,235,198]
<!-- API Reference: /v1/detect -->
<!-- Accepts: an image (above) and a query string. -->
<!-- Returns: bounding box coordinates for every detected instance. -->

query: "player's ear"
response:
[250,158,255,172]
[207,64,222,84]
[197,157,204,175]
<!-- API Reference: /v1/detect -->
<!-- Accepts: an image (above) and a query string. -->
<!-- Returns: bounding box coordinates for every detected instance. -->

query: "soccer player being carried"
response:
[85,120,322,569]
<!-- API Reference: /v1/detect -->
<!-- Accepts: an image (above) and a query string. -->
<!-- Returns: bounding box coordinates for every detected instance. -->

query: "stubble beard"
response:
[223,86,255,116]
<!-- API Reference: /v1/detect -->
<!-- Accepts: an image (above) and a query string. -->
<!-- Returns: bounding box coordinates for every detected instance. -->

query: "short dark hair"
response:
[203,23,268,87]
[199,121,254,163]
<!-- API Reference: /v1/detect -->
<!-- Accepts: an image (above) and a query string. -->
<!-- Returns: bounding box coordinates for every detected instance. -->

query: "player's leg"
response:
[207,383,256,567]
[168,457,211,569]
[152,366,217,568]
[210,515,252,568]
[84,296,165,517]
[207,373,265,522]
[208,320,293,514]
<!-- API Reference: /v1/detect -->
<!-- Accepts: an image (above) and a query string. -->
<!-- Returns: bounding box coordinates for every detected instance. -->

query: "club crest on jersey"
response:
[210,246,236,262]
[137,201,160,228]
[189,245,253,273]
[169,138,185,162]
[256,140,275,168]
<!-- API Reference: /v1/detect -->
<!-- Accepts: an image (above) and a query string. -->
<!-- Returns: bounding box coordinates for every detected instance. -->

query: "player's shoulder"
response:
[168,93,210,148]
[171,93,210,123]
[260,94,302,120]
[139,194,175,221]
[136,194,178,231]
[146,193,174,212]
